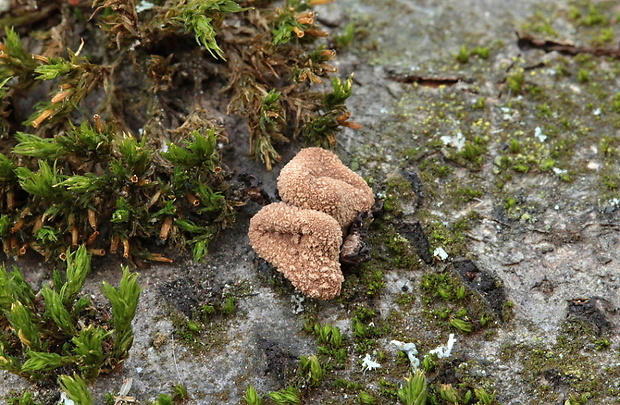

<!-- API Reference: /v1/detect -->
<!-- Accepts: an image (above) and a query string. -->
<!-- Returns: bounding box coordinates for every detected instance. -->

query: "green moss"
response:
[471,47,490,60]
[521,10,559,36]
[363,268,387,297]
[395,293,417,311]
[417,158,453,181]
[506,70,525,94]
[338,212,422,299]
[456,45,470,63]
[536,103,553,119]
[574,2,608,27]
[472,97,486,110]
[303,321,347,369]
[222,296,237,315]
[5,391,42,405]
[332,23,357,49]
[366,220,420,271]
[593,338,611,350]
[350,306,392,354]
[422,212,477,258]
[168,291,242,354]
[500,314,618,403]
[0,247,139,383]
[501,301,515,322]
[378,378,399,401]
[602,174,619,191]
[331,379,363,391]
[357,391,378,404]
[577,69,590,83]
[595,27,614,44]
[383,172,416,215]
[420,273,466,304]
[419,272,495,335]
[453,211,482,232]
[458,139,487,165]
[455,187,484,203]
[611,93,620,113]
[0,0,359,261]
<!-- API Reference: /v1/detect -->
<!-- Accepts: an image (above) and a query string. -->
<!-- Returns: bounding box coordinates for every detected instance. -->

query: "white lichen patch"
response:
[433,247,449,261]
[534,126,547,142]
[440,131,466,151]
[428,333,456,358]
[392,334,457,370]
[361,353,381,372]
[291,294,306,314]
[390,340,420,369]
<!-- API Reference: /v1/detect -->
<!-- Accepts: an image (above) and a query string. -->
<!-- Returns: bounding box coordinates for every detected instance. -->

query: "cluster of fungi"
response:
[248,148,374,300]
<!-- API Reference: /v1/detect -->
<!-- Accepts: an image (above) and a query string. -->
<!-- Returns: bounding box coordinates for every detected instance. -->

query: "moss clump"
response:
[0,246,139,384]
[304,321,347,369]
[4,122,236,263]
[370,214,426,270]
[350,306,391,354]
[569,0,611,28]
[506,69,525,94]
[419,272,496,334]
[0,0,359,261]
[419,211,476,259]
[395,293,416,310]
[501,315,619,403]
[455,187,484,203]
[382,172,418,215]
[168,285,245,354]
[521,9,559,36]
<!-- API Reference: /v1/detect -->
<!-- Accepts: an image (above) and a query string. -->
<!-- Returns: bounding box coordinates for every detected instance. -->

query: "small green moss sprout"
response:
[172,0,246,59]
[243,386,263,405]
[222,296,237,315]
[267,386,301,405]
[299,354,325,387]
[471,46,490,59]
[456,45,469,63]
[506,70,525,94]
[58,373,94,405]
[593,338,610,350]
[334,23,356,48]
[6,391,42,405]
[474,387,495,405]
[357,391,378,404]
[102,265,141,361]
[421,354,437,372]
[566,393,590,405]
[313,323,344,348]
[596,27,614,44]
[577,69,590,83]
[152,394,174,405]
[398,370,428,405]
[437,384,460,403]
[449,317,474,333]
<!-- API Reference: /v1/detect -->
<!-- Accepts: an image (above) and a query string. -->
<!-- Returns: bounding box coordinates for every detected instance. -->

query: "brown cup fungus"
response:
[278,147,375,230]
[248,148,375,300]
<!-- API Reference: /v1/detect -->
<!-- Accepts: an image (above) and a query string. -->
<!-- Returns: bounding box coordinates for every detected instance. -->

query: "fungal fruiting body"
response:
[248,202,344,300]
[278,147,375,229]
[248,147,374,300]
